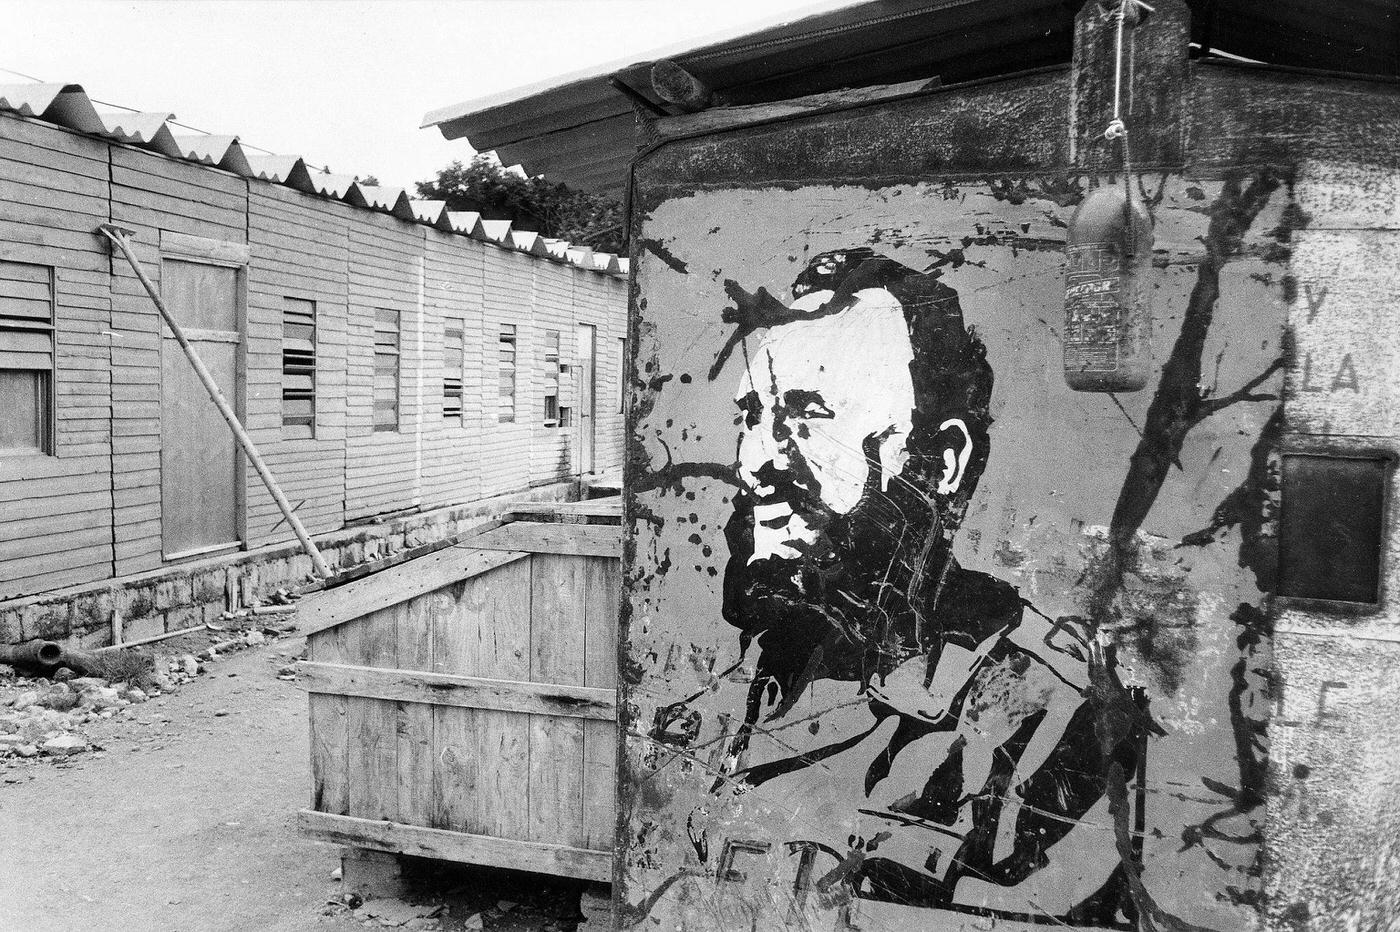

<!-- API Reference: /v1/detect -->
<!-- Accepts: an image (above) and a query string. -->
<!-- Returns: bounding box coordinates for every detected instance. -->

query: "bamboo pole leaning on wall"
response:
[98,224,335,581]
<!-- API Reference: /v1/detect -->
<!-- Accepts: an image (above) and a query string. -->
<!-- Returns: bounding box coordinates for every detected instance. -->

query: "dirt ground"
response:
[0,632,595,932]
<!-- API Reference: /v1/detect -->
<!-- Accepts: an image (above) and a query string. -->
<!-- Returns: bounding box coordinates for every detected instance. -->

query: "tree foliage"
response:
[415,155,624,254]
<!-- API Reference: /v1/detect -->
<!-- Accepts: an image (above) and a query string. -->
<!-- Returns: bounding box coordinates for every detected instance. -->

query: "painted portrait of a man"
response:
[662,248,1147,926]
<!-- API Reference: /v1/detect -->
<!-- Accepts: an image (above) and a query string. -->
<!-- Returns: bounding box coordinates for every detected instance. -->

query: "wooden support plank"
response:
[396,597,435,827]
[469,522,621,558]
[159,229,251,265]
[430,574,483,834]
[298,810,612,882]
[308,624,350,817]
[475,556,533,842]
[298,546,528,636]
[582,555,620,851]
[529,554,587,848]
[343,610,398,824]
[297,662,616,721]
[473,557,533,681]
[432,704,481,836]
[508,498,621,517]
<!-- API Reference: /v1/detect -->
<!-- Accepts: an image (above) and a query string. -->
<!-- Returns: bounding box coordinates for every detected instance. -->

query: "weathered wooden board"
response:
[527,553,587,846]
[507,497,622,524]
[298,546,528,636]
[468,521,622,558]
[581,554,620,851]
[298,811,612,882]
[298,662,616,720]
[471,556,534,842]
[307,617,349,817]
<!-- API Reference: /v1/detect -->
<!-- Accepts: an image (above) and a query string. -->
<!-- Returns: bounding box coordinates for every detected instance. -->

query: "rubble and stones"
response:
[0,623,295,767]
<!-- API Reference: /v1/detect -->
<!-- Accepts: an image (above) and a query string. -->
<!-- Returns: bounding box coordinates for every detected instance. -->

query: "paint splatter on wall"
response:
[622,172,1292,931]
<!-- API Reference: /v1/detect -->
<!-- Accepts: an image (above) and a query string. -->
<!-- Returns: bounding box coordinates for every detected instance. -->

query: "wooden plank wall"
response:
[108,146,248,576]
[243,186,351,542]
[307,550,619,854]
[479,248,535,498]
[0,109,627,599]
[420,228,485,511]
[343,211,425,521]
[576,267,627,475]
[0,116,114,596]
[530,262,576,484]
[570,265,627,476]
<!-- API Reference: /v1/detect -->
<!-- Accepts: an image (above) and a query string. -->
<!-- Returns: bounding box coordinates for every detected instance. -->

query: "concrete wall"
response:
[0,478,576,651]
[618,47,1400,932]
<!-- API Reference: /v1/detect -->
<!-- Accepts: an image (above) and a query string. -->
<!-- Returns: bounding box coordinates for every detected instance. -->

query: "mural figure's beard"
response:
[722,438,958,710]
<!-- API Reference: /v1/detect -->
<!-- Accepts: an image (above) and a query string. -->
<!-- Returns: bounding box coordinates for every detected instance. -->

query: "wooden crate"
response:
[296,501,621,881]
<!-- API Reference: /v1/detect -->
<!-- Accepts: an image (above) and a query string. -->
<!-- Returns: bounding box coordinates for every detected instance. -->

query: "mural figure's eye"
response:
[784,390,834,420]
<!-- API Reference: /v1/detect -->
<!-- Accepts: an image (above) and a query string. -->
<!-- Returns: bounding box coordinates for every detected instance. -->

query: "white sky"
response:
[4,0,825,191]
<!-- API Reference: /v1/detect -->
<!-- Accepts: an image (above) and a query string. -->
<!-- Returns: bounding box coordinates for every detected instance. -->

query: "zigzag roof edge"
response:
[479,219,514,244]
[0,84,627,278]
[410,199,455,231]
[97,111,184,158]
[446,211,484,236]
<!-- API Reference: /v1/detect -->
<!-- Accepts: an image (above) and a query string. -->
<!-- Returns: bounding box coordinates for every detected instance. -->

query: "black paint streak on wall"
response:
[641,238,690,275]
[1085,170,1296,932]
[1180,407,1283,593]
[1176,407,1282,899]
[709,280,839,381]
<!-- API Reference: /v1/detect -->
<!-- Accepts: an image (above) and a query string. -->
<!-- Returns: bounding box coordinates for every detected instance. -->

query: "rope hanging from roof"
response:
[1105,0,1154,255]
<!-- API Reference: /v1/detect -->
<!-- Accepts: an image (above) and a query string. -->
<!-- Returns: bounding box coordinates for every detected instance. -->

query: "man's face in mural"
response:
[734,289,974,563]
[723,255,986,693]
[737,290,908,561]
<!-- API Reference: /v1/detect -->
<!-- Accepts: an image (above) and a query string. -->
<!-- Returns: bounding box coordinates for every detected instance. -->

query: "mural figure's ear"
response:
[935,418,973,495]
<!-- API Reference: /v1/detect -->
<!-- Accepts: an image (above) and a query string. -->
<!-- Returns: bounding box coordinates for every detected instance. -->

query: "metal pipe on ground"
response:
[0,641,63,670]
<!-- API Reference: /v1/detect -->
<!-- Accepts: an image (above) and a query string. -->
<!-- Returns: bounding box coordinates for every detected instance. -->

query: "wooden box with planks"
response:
[296,498,622,882]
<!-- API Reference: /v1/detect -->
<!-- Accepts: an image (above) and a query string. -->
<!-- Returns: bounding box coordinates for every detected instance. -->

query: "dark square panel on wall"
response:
[1279,453,1389,604]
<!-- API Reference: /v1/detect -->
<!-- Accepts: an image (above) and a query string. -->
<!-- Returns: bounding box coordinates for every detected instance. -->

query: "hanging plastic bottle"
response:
[1063,184,1154,392]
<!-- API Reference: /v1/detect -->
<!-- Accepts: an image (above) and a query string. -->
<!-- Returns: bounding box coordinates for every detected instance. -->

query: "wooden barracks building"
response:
[0,82,628,647]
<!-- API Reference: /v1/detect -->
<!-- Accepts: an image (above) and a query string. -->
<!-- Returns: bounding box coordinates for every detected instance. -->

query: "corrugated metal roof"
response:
[423,0,1400,197]
[0,82,627,278]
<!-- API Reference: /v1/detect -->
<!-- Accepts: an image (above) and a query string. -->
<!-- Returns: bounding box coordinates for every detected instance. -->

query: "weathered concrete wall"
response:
[619,63,1400,932]
[0,479,576,649]
[1263,160,1400,932]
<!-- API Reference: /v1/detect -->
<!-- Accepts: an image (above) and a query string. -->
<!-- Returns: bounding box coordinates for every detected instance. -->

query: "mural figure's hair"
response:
[790,248,995,501]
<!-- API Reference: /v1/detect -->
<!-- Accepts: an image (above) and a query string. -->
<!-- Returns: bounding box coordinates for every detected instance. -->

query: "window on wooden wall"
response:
[281,298,317,438]
[0,261,55,455]
[543,329,561,427]
[498,324,516,423]
[443,320,465,425]
[372,309,400,432]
